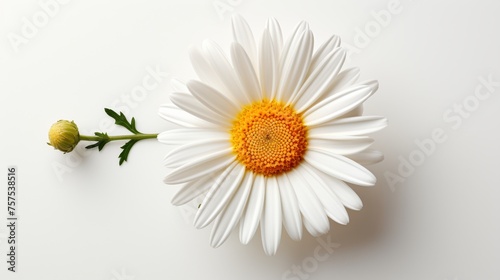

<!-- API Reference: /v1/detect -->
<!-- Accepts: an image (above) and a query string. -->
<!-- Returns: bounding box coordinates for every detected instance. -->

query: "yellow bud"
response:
[48,120,80,153]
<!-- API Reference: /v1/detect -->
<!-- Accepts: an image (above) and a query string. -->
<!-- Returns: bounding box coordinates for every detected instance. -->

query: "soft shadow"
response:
[276,163,392,261]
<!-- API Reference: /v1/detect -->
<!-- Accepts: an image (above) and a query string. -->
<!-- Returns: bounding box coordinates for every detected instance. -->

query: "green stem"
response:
[80,133,158,141]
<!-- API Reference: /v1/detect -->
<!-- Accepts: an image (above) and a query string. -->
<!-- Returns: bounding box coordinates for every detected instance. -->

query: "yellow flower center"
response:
[230,100,308,176]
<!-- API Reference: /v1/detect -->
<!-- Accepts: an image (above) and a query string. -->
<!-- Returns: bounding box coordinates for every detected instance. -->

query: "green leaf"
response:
[118,139,139,165]
[85,142,100,150]
[104,108,141,135]
[85,132,110,151]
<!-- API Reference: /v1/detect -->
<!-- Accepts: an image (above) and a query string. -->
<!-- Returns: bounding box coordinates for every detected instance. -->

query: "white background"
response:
[1,0,500,279]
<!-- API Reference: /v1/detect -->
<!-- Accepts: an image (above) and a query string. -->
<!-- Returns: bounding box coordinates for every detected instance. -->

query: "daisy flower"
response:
[159,15,387,255]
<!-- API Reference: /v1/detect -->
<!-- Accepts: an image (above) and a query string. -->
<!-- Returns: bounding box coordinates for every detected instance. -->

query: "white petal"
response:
[304,149,376,187]
[301,164,349,225]
[231,42,261,102]
[187,80,239,120]
[315,171,363,211]
[288,168,330,236]
[266,17,283,58]
[280,21,309,71]
[170,92,230,127]
[189,45,226,92]
[259,29,278,99]
[194,162,246,228]
[327,80,378,119]
[164,139,231,168]
[304,81,378,127]
[260,177,282,256]
[293,48,346,112]
[203,40,248,105]
[315,67,361,103]
[347,149,384,165]
[275,21,308,97]
[308,136,374,155]
[308,35,341,76]
[231,15,258,70]
[239,175,266,244]
[302,216,323,237]
[210,172,253,248]
[308,116,388,136]
[341,105,363,118]
[278,174,302,241]
[171,172,222,206]
[158,104,216,128]
[328,67,361,95]
[157,128,227,145]
[277,29,313,103]
[164,152,235,185]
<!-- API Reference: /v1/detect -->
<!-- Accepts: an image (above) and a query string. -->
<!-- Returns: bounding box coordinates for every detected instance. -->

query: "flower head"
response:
[159,15,387,255]
[48,120,80,153]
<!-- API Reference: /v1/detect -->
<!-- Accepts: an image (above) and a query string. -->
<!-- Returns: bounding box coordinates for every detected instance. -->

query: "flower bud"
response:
[48,120,80,153]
